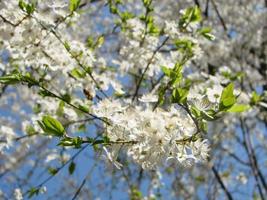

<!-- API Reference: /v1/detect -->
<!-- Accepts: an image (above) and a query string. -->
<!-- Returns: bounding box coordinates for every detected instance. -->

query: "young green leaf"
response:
[161,66,171,77]
[190,105,201,118]
[69,0,81,12]
[58,137,83,148]
[28,187,40,198]
[250,91,261,105]
[197,27,215,40]
[219,83,236,110]
[69,161,76,175]
[38,115,65,137]
[18,0,35,15]
[95,36,105,47]
[200,111,215,121]
[48,167,58,175]
[142,0,152,7]
[25,125,36,135]
[227,104,250,113]
[64,41,71,51]
[78,104,89,113]
[179,6,202,28]
[18,0,26,10]
[172,88,189,104]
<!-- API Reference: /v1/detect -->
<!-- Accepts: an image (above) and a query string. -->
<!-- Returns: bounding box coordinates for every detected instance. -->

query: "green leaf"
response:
[27,187,40,198]
[197,27,215,40]
[130,186,143,199]
[157,85,166,106]
[48,167,58,175]
[26,3,35,14]
[70,68,86,79]
[38,115,65,137]
[120,11,135,22]
[174,39,195,58]
[202,32,215,41]
[172,88,189,104]
[69,0,81,12]
[109,5,118,14]
[33,103,42,114]
[57,137,73,146]
[18,0,35,14]
[175,39,194,51]
[148,22,160,35]
[25,125,36,135]
[162,64,183,85]
[161,66,171,77]
[219,83,236,110]
[78,104,89,113]
[58,137,83,148]
[195,175,205,182]
[77,124,86,132]
[200,111,214,121]
[69,161,76,175]
[190,105,201,118]
[64,41,71,51]
[56,101,65,117]
[221,71,244,81]
[18,0,26,10]
[250,91,261,105]
[227,104,250,112]
[198,27,212,34]
[95,36,105,47]
[142,0,152,7]
[200,120,208,132]
[115,0,122,4]
[179,6,202,28]
[72,137,83,148]
[87,36,94,48]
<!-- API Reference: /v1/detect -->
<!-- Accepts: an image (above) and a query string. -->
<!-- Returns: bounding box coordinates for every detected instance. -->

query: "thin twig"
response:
[71,163,97,200]
[240,118,266,200]
[212,166,233,200]
[24,144,90,196]
[132,36,169,101]
[204,0,210,17]
[0,14,28,27]
[210,0,227,32]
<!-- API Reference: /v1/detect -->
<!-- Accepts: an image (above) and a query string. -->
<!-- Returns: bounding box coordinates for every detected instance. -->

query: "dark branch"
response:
[212,166,234,200]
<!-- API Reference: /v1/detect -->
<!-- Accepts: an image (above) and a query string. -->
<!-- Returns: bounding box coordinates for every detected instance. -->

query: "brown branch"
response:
[71,163,97,200]
[204,0,210,17]
[212,166,234,200]
[194,0,200,7]
[0,14,28,27]
[221,147,250,166]
[210,0,227,32]
[132,36,169,101]
[241,119,267,191]
[24,144,90,196]
[240,118,266,200]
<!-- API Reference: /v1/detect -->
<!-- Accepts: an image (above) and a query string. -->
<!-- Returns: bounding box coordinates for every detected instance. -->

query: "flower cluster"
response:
[93,98,209,169]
